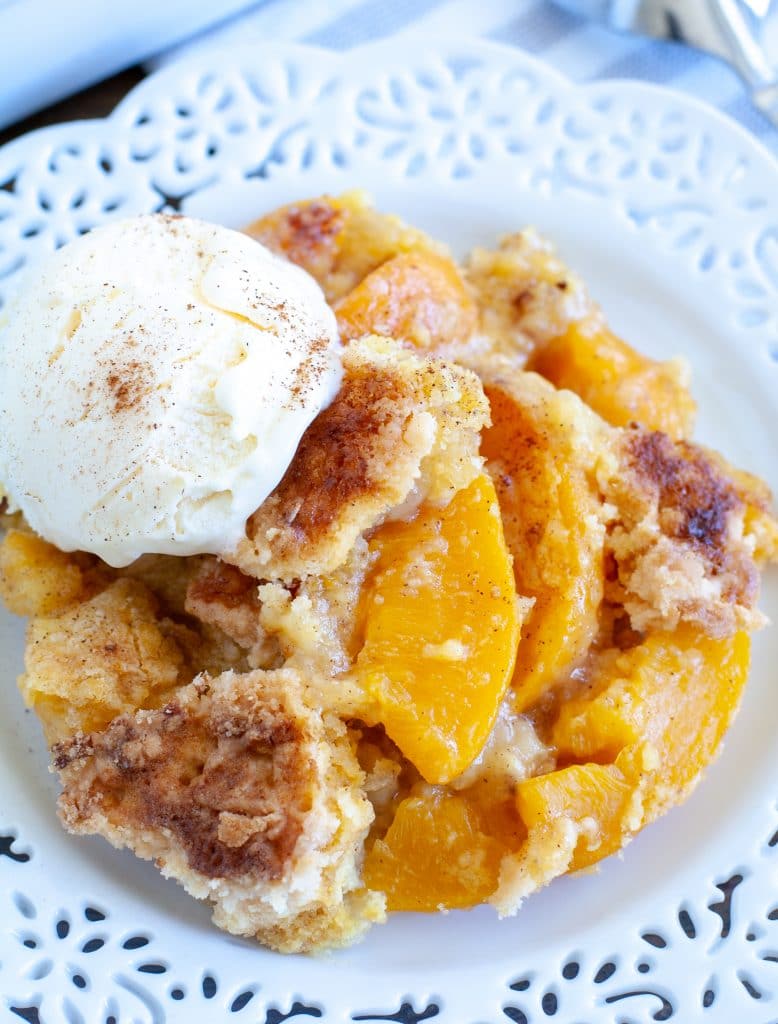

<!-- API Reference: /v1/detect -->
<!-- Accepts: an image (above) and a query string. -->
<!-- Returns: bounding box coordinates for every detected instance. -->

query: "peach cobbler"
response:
[1,192,776,953]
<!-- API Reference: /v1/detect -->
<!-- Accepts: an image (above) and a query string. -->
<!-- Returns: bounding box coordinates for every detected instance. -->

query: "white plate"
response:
[1,37,777,1024]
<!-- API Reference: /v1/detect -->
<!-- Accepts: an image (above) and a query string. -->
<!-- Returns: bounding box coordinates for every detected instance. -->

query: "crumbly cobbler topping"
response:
[1,191,776,953]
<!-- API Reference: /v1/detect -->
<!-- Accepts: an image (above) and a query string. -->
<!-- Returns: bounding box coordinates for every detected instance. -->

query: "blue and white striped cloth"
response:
[151,0,778,158]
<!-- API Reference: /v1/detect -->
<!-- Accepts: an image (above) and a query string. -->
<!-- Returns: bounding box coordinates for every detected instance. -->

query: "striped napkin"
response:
[150,0,778,158]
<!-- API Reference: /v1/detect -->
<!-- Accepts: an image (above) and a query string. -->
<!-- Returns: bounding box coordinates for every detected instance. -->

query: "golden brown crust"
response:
[227,336,488,581]
[55,675,308,881]
[702,450,778,566]
[20,577,188,744]
[464,229,593,364]
[185,558,263,649]
[118,553,207,618]
[56,668,382,953]
[0,529,105,617]
[479,371,772,643]
[118,554,253,678]
[627,430,742,561]
[245,191,440,303]
[259,364,403,535]
[603,426,767,637]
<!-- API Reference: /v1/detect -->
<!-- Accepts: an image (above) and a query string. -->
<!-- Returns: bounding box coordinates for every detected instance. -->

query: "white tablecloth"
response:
[152,0,778,158]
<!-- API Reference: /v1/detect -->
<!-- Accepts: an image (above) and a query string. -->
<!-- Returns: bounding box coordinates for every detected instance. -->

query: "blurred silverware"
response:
[553,0,778,127]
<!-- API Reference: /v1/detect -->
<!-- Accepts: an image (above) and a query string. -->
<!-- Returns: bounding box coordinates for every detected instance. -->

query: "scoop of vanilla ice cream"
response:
[0,214,342,567]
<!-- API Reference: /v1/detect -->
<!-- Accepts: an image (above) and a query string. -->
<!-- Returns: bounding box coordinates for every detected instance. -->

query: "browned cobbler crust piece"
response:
[19,577,187,745]
[245,191,442,303]
[463,229,594,362]
[703,450,778,566]
[56,678,301,879]
[226,335,489,581]
[602,426,771,636]
[185,558,262,650]
[55,668,383,953]
[0,528,109,618]
[247,198,346,291]
[118,553,208,618]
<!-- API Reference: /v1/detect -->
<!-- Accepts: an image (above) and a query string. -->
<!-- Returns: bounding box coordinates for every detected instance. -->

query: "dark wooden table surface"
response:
[0,68,146,147]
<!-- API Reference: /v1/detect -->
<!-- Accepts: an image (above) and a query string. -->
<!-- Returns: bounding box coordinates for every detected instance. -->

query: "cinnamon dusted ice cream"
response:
[0,214,342,566]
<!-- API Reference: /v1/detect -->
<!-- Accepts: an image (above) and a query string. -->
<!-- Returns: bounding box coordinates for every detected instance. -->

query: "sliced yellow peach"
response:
[364,788,523,911]
[335,250,478,353]
[481,371,608,711]
[553,626,750,821]
[516,746,647,871]
[356,473,522,784]
[528,321,696,440]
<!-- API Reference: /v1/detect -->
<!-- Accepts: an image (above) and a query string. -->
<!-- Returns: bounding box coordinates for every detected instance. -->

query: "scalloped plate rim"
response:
[0,34,776,1023]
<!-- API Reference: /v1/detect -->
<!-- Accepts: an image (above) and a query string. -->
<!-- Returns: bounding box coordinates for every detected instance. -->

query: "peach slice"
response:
[356,473,523,784]
[481,372,608,711]
[529,321,696,440]
[335,250,478,353]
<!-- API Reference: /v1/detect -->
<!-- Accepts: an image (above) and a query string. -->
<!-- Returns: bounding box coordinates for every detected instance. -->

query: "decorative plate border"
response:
[0,37,777,1024]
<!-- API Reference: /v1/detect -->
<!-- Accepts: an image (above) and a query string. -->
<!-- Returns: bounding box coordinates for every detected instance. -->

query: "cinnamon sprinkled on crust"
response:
[56,684,305,879]
[228,335,488,581]
[626,430,740,557]
[185,558,262,649]
[250,200,344,280]
[603,425,763,635]
[54,668,380,952]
